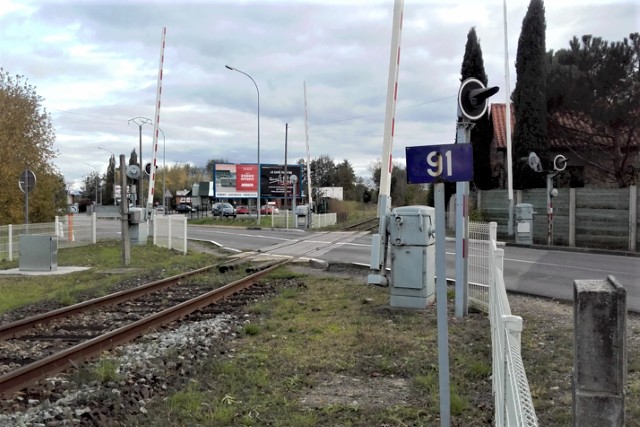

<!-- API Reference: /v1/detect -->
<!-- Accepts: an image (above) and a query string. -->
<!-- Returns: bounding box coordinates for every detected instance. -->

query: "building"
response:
[490,103,639,188]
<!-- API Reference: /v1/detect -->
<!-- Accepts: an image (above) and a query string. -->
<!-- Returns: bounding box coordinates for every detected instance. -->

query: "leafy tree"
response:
[81,171,102,205]
[310,155,336,187]
[352,176,373,204]
[547,33,639,187]
[512,0,548,189]
[460,27,494,190]
[0,69,65,224]
[369,160,428,206]
[334,159,356,199]
[102,155,116,205]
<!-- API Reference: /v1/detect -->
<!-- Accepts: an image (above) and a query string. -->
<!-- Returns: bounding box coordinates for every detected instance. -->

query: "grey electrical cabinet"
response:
[19,235,58,271]
[128,208,143,224]
[128,208,148,245]
[515,203,534,245]
[388,205,436,309]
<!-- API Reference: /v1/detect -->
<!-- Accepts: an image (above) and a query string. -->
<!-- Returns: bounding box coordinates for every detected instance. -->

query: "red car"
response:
[260,205,280,215]
[236,205,249,215]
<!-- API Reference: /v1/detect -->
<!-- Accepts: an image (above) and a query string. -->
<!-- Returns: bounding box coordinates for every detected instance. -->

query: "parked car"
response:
[154,205,168,215]
[176,203,196,213]
[295,204,309,216]
[212,202,237,218]
[236,205,250,215]
[260,205,280,215]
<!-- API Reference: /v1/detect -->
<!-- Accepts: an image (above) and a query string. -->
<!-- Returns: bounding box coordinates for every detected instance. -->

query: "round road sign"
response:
[19,169,36,193]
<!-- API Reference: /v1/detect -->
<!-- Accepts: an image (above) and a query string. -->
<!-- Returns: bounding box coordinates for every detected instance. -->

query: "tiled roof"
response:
[549,111,638,149]
[490,103,515,149]
[492,103,638,150]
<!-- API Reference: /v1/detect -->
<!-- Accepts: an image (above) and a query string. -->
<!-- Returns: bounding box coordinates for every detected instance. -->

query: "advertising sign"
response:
[214,164,259,198]
[260,164,302,198]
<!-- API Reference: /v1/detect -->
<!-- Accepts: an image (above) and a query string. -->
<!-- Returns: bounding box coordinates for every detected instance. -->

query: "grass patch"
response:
[131,266,495,426]
[0,241,217,315]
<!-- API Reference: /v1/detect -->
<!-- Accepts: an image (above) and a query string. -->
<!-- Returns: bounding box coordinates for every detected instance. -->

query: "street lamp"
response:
[128,117,152,207]
[225,64,261,225]
[97,146,116,205]
[83,162,99,206]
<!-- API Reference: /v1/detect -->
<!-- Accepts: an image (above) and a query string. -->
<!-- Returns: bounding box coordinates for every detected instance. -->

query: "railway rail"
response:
[342,217,378,232]
[0,230,366,398]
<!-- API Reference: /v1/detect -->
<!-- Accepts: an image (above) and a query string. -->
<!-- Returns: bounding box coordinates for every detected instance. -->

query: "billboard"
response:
[213,164,258,198]
[260,164,302,199]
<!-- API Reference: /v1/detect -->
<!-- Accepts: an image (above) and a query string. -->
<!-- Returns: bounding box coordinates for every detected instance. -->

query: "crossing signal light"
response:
[458,78,499,121]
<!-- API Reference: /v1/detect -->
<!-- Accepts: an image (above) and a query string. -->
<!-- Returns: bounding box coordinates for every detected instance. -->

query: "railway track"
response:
[343,217,378,232]
[0,231,366,399]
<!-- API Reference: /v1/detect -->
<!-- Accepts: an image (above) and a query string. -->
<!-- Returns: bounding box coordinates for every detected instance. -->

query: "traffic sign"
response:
[406,144,473,184]
[19,169,36,193]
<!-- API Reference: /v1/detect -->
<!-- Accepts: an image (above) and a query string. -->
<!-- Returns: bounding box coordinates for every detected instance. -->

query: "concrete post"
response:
[573,276,626,427]
[569,188,576,247]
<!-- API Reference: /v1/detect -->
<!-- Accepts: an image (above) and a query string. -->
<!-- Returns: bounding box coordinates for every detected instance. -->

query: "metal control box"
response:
[128,208,143,224]
[19,235,58,271]
[388,205,436,309]
[128,208,148,245]
[515,203,534,245]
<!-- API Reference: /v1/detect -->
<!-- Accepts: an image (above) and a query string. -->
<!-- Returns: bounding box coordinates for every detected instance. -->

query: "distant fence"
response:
[0,214,113,261]
[473,185,638,251]
[266,212,337,229]
[0,213,188,261]
[152,213,187,254]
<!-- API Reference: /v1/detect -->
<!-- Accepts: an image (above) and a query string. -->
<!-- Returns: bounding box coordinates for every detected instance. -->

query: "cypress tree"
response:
[460,27,494,190]
[512,0,548,189]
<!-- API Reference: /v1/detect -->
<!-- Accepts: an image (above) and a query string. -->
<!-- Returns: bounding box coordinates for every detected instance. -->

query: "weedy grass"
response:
[0,241,217,315]
[132,267,640,426]
[133,267,494,426]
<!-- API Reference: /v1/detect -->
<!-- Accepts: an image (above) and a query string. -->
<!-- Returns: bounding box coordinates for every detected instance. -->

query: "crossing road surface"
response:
[188,226,640,312]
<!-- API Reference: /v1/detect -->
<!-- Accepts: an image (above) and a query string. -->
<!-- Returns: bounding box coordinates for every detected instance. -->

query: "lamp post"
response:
[128,117,152,207]
[225,64,261,225]
[97,146,116,205]
[84,163,99,206]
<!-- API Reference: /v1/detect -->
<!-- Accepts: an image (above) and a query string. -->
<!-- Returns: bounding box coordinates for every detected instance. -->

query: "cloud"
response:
[1,0,637,188]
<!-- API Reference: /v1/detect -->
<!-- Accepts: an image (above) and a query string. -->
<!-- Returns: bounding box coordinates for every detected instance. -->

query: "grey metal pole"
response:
[225,65,261,226]
[284,123,288,211]
[119,155,131,266]
[455,119,471,317]
[435,182,451,426]
[138,124,142,206]
[128,117,152,207]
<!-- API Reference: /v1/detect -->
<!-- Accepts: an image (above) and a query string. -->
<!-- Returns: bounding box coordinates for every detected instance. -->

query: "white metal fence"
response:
[468,221,492,312]
[0,214,108,261]
[485,221,539,426]
[265,212,337,229]
[0,213,188,261]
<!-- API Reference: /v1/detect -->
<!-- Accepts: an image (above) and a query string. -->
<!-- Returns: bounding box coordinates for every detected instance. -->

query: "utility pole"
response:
[128,117,152,207]
[284,123,288,210]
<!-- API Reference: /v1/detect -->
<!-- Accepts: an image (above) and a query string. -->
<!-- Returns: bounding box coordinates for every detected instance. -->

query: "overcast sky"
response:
[1,0,638,190]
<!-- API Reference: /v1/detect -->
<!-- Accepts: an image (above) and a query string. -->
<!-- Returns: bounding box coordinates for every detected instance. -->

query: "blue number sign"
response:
[406,143,473,184]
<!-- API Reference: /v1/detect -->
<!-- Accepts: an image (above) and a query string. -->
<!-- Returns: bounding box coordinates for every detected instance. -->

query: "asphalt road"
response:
[188,225,640,312]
